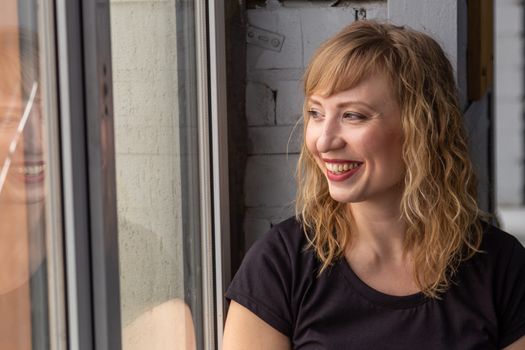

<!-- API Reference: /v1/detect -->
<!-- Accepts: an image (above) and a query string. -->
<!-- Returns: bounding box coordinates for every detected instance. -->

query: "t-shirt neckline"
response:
[336,257,429,309]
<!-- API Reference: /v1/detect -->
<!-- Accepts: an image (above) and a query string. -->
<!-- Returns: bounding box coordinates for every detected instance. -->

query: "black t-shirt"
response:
[226,217,525,349]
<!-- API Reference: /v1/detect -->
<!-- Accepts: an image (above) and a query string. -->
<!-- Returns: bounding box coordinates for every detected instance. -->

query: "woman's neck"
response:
[346,196,408,263]
[345,199,421,295]
[0,200,44,294]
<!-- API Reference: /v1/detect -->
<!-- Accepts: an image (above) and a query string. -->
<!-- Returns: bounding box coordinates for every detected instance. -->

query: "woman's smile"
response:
[323,159,364,181]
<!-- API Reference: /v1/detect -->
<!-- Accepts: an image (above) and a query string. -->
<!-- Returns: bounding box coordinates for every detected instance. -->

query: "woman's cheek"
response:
[305,126,318,155]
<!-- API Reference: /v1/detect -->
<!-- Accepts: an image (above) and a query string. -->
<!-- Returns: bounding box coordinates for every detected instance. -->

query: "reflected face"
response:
[305,73,405,204]
[0,86,45,204]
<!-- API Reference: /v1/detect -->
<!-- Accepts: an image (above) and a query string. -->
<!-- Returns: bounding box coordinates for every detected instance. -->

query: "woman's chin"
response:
[0,182,45,205]
[327,190,360,204]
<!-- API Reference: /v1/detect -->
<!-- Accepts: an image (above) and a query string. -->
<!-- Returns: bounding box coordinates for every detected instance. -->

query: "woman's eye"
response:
[307,110,323,119]
[342,112,367,121]
[0,115,20,129]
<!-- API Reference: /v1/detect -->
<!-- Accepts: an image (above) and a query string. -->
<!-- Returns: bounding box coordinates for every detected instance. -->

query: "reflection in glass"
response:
[0,26,49,349]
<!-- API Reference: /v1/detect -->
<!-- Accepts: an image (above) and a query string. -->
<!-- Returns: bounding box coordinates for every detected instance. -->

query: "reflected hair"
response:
[295,20,483,298]
[0,28,39,99]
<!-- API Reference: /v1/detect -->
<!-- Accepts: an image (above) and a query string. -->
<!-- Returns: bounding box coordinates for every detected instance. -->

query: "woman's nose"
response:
[316,120,345,153]
[22,106,43,156]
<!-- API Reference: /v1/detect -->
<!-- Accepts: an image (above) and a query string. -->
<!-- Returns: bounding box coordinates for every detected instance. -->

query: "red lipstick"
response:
[322,159,363,182]
[326,165,362,182]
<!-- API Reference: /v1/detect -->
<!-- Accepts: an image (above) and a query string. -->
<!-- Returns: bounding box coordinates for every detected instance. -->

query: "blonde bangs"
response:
[0,30,22,96]
[0,28,37,97]
[296,20,483,298]
[303,30,393,98]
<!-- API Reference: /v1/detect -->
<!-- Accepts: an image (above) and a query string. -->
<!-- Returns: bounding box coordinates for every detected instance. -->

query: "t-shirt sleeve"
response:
[497,236,525,348]
[225,226,294,337]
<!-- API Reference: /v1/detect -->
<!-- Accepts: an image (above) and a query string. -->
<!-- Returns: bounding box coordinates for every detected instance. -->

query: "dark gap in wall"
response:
[246,0,379,10]
[175,0,204,347]
[488,90,495,215]
[271,89,278,124]
[226,0,249,279]
[523,1,525,205]
[247,0,267,9]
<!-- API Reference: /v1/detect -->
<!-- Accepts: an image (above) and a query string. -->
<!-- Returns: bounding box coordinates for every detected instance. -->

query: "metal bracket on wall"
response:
[246,24,285,52]
[354,8,367,20]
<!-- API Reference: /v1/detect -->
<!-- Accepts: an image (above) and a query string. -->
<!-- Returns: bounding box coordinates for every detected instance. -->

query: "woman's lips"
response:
[325,161,363,182]
[11,161,45,184]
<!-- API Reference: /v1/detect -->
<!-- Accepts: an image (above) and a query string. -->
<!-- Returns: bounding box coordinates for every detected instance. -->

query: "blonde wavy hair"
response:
[296,20,484,298]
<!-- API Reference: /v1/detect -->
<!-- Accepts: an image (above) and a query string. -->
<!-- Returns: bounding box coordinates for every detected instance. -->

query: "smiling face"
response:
[305,73,405,205]
[0,86,45,205]
[0,37,45,205]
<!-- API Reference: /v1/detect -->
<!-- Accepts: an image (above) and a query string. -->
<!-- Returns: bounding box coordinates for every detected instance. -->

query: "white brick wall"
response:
[495,0,525,242]
[495,0,524,207]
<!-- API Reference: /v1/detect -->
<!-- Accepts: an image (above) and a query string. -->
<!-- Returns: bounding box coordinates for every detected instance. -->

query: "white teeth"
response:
[14,165,45,176]
[325,162,360,174]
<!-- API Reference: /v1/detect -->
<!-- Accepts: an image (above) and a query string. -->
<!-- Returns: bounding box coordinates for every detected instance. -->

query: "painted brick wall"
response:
[495,0,524,206]
[244,2,388,247]
[495,0,525,241]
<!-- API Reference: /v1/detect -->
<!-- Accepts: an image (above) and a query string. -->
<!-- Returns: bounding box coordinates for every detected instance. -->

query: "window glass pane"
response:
[0,1,63,349]
[110,0,203,348]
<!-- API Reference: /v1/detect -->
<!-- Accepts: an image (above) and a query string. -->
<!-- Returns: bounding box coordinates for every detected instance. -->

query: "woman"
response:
[0,28,48,349]
[223,21,525,349]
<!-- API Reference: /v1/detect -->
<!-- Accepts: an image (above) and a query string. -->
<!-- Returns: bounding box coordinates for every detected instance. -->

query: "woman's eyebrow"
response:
[308,97,377,111]
[0,105,23,114]
[335,100,377,111]
[307,97,322,106]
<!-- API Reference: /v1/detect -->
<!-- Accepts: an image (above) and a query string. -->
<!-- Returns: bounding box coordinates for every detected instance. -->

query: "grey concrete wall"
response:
[244,2,388,247]
[110,0,186,344]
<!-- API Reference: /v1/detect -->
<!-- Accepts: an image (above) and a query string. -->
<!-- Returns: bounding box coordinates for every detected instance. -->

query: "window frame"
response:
[54,0,230,348]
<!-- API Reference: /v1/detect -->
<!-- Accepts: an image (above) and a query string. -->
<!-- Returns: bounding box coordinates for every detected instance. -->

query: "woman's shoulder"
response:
[249,216,311,259]
[473,221,525,348]
[226,216,317,337]
[478,220,525,260]
[267,215,307,239]
[235,216,321,292]
[462,220,525,296]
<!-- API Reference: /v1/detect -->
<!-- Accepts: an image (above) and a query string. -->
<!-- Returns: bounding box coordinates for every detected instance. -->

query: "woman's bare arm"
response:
[503,335,525,350]
[222,301,291,350]
[122,299,196,350]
